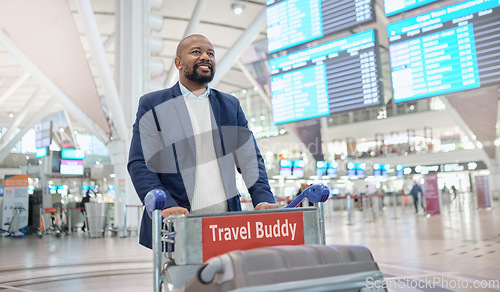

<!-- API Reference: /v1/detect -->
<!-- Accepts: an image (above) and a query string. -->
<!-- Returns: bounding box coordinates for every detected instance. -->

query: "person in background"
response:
[376,184,386,211]
[410,181,425,213]
[441,184,449,195]
[79,190,91,232]
[451,185,458,200]
[128,34,279,249]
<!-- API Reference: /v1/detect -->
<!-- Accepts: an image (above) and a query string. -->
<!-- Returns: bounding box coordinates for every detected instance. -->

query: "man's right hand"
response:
[161,206,189,218]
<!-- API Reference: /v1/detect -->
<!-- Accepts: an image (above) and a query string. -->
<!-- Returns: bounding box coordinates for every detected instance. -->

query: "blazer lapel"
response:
[171,83,196,202]
[172,84,196,160]
[209,91,224,157]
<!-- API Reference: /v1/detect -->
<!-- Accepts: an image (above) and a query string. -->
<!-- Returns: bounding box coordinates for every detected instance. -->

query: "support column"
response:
[114,0,146,236]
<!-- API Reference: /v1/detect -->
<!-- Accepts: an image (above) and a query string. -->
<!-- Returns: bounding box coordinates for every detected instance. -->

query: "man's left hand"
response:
[254,202,279,210]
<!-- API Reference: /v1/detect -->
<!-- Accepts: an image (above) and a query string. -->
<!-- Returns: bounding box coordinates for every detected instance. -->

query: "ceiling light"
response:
[8,112,14,118]
[231,2,245,15]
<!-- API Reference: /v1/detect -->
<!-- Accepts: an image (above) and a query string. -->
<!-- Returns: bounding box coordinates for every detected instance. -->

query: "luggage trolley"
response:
[148,185,386,292]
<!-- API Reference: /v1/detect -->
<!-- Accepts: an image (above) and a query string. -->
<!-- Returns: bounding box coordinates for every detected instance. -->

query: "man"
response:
[410,181,424,213]
[128,34,279,249]
[79,190,91,232]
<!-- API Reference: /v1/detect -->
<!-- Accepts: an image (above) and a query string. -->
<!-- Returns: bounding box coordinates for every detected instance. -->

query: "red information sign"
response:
[424,173,440,215]
[202,211,304,261]
[475,175,492,208]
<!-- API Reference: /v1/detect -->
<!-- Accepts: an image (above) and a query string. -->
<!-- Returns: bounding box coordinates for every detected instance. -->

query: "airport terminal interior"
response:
[1,0,500,291]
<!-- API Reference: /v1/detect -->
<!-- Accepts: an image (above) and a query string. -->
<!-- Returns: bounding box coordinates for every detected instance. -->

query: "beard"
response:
[184,63,215,83]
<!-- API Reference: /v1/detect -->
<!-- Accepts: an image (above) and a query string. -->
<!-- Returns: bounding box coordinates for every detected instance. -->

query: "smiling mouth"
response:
[196,63,212,71]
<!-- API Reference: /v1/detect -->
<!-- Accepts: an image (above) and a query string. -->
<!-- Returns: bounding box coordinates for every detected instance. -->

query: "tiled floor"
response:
[1,195,499,291]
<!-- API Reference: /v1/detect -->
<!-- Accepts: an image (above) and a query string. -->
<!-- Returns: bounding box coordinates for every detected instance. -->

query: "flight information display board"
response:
[266,0,374,53]
[269,29,383,124]
[388,0,500,103]
[384,0,439,17]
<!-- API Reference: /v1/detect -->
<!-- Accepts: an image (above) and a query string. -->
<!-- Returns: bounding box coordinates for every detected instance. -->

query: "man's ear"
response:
[174,57,182,70]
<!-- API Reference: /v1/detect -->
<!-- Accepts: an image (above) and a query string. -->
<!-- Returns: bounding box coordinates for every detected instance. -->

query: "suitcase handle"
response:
[197,254,233,284]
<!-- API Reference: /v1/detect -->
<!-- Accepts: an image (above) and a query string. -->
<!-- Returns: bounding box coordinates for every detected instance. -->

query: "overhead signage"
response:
[387,0,500,102]
[266,0,375,53]
[384,0,439,17]
[326,162,338,178]
[292,160,305,178]
[396,164,404,178]
[61,149,85,160]
[316,160,327,177]
[34,121,52,149]
[407,161,487,174]
[269,29,383,124]
[35,147,48,158]
[279,159,293,177]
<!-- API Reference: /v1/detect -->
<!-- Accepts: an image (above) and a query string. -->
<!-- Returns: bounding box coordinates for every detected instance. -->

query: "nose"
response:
[200,52,210,60]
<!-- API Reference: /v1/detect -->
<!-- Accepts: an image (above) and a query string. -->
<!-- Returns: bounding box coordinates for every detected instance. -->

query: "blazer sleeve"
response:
[234,100,276,207]
[127,94,179,208]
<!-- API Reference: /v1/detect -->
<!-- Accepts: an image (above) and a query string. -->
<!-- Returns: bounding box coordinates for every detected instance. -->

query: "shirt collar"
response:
[179,82,210,100]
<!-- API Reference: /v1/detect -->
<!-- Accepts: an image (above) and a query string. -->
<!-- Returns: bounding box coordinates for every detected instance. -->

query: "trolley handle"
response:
[145,189,167,218]
[285,184,330,208]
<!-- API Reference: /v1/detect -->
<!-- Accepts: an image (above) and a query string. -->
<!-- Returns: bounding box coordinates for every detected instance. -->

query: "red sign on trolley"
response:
[202,211,305,261]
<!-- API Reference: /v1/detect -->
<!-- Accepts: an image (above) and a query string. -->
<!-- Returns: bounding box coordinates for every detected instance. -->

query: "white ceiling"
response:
[0,0,498,153]
[0,0,269,141]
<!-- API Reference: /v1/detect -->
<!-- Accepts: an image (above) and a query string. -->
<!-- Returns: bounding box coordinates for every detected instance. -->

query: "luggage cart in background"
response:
[37,206,66,238]
[148,185,386,291]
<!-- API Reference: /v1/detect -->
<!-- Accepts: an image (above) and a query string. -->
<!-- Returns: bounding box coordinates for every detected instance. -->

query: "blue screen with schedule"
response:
[269,29,383,124]
[387,0,500,103]
[384,0,439,17]
[266,0,374,53]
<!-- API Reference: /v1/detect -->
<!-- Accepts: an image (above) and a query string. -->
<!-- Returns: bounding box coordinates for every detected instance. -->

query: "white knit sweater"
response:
[184,97,228,214]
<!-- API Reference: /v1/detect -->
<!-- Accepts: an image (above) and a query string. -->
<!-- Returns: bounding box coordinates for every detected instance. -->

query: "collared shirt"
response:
[179,82,210,100]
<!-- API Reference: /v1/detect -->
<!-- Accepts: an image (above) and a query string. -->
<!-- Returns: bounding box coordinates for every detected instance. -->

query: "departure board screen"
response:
[384,0,439,17]
[388,0,500,103]
[266,0,374,53]
[269,29,383,124]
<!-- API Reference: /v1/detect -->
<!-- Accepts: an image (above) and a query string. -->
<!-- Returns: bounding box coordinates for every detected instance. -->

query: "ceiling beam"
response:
[75,0,128,141]
[236,60,271,109]
[1,86,42,147]
[0,72,30,108]
[210,8,266,87]
[0,97,56,164]
[0,28,109,144]
[88,32,115,64]
[165,0,208,87]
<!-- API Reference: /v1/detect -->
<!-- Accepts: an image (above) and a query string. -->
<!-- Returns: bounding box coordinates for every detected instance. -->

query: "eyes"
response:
[190,49,215,58]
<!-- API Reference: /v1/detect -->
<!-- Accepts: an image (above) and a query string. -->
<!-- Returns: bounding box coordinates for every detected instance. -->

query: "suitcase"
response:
[185,244,386,292]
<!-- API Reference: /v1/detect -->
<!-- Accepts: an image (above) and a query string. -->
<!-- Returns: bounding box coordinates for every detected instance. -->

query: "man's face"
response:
[177,36,216,84]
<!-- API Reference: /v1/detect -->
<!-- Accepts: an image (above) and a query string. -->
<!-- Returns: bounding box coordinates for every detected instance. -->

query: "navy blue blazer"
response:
[128,83,275,249]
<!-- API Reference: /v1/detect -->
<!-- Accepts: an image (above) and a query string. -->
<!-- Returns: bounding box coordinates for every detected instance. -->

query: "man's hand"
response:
[161,206,189,218]
[254,202,279,210]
